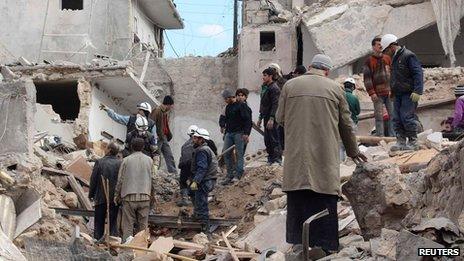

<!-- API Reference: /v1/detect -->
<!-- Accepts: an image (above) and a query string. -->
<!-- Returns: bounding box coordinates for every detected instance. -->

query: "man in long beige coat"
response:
[276,54,367,256]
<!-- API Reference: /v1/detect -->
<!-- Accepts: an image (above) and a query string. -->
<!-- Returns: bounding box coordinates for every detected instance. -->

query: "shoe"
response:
[390,136,407,152]
[221,177,233,186]
[176,197,190,207]
[407,136,420,151]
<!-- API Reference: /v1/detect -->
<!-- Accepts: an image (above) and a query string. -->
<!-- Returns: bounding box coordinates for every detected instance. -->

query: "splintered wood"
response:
[379,149,438,173]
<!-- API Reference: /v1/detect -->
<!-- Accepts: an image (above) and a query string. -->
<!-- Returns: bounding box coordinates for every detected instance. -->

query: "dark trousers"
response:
[193,179,215,222]
[286,190,339,252]
[393,93,418,138]
[264,119,282,163]
[159,138,177,174]
[94,203,119,240]
[278,125,285,151]
[179,166,193,192]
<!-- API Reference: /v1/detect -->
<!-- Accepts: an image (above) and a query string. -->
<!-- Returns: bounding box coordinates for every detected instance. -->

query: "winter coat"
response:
[276,68,359,196]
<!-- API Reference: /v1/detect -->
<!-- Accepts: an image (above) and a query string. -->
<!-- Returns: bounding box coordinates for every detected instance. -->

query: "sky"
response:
[164,0,241,58]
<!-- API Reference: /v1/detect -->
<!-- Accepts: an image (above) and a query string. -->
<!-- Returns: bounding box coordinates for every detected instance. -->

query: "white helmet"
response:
[137,102,152,113]
[344,77,355,85]
[268,63,282,77]
[135,115,149,132]
[187,125,199,136]
[193,128,210,140]
[380,34,398,52]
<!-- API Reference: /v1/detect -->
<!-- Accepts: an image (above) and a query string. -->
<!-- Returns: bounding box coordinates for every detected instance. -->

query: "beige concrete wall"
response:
[238,24,297,92]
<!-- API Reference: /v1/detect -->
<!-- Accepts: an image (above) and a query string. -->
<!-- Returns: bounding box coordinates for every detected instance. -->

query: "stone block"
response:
[63,192,78,208]
[395,230,444,261]
[270,187,285,199]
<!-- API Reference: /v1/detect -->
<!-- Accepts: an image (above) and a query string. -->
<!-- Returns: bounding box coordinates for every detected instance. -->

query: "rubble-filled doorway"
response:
[35,81,81,121]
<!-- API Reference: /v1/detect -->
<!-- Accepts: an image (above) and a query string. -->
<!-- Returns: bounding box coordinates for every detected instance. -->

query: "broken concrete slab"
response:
[0,228,27,261]
[342,163,412,239]
[411,217,460,236]
[12,188,42,238]
[396,230,444,261]
[238,213,291,253]
[0,195,16,239]
[370,228,399,260]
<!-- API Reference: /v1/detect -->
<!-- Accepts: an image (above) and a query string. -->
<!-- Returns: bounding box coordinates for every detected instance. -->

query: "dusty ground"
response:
[156,164,283,235]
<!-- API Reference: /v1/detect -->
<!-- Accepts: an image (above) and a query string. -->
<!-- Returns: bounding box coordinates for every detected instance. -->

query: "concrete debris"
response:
[192,233,209,245]
[395,230,444,261]
[370,228,399,260]
[63,192,79,209]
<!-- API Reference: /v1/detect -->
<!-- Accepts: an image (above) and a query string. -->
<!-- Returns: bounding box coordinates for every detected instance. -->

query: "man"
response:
[190,128,218,234]
[220,89,252,184]
[236,88,253,153]
[257,68,282,165]
[381,34,424,151]
[452,86,464,132]
[177,125,199,207]
[363,36,394,137]
[124,115,158,158]
[344,78,361,126]
[292,65,307,78]
[276,54,367,257]
[114,138,156,241]
[100,102,156,141]
[89,142,122,240]
[268,63,287,89]
[150,95,177,174]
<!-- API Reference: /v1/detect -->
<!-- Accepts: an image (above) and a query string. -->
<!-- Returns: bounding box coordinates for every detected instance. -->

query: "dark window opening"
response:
[35,81,81,121]
[260,31,276,51]
[296,25,303,66]
[61,0,83,10]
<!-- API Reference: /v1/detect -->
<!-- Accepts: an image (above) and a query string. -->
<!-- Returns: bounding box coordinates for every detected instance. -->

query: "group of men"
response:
[88,31,429,257]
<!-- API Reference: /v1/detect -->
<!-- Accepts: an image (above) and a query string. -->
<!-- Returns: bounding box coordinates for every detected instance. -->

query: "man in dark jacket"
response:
[89,142,122,240]
[236,88,253,153]
[177,125,198,207]
[220,89,252,185]
[381,34,424,151]
[257,67,282,164]
[149,96,177,174]
[190,128,218,234]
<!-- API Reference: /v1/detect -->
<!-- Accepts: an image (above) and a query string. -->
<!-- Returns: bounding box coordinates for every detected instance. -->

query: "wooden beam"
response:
[356,135,396,145]
[110,243,197,261]
[252,122,264,136]
[173,240,258,259]
[222,232,239,261]
[359,97,455,121]
[41,167,90,187]
[67,175,92,210]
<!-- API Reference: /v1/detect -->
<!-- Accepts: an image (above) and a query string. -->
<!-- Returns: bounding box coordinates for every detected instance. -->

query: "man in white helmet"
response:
[125,115,158,158]
[381,34,424,151]
[190,128,218,234]
[176,125,199,207]
[276,54,367,257]
[100,102,156,144]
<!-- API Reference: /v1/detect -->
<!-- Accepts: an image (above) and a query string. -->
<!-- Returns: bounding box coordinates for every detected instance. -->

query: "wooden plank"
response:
[357,136,397,145]
[359,98,455,121]
[67,175,92,210]
[65,155,92,184]
[222,232,239,261]
[42,167,90,187]
[378,149,438,173]
[139,51,151,83]
[149,236,174,254]
[173,240,258,259]
[0,228,27,261]
[111,243,197,261]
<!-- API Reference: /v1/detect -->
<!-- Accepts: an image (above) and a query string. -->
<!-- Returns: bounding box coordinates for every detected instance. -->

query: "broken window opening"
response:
[35,81,81,121]
[260,31,276,52]
[61,0,83,10]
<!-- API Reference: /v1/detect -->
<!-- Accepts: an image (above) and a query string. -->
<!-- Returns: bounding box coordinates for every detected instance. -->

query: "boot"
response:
[390,136,407,152]
[407,136,420,151]
[176,189,190,207]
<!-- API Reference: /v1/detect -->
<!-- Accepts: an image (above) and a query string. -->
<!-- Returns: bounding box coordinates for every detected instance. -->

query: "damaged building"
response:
[239,0,464,90]
[0,0,183,64]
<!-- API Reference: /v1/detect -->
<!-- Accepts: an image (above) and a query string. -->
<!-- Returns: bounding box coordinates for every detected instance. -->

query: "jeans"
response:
[373,96,395,137]
[193,179,215,222]
[264,119,282,163]
[223,132,245,179]
[94,203,119,240]
[158,138,177,174]
[393,93,418,138]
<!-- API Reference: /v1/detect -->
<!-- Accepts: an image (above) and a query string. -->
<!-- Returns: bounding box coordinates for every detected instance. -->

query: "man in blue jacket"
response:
[190,128,218,234]
[381,34,423,151]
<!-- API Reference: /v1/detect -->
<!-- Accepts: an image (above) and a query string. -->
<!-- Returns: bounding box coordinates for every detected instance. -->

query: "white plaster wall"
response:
[239,24,297,92]
[132,0,159,50]
[88,87,130,142]
[35,104,76,143]
[0,0,132,64]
